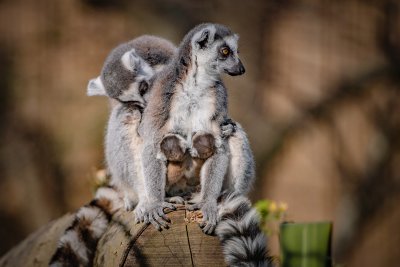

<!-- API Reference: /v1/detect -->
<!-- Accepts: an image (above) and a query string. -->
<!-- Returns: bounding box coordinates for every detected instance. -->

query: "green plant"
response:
[255,199,288,235]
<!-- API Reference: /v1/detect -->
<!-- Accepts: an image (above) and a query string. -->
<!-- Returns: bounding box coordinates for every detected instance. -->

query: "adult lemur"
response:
[138,23,250,230]
[50,31,269,267]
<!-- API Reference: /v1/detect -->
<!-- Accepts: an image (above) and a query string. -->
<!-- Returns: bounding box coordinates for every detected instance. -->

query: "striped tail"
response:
[216,194,271,267]
[49,186,124,267]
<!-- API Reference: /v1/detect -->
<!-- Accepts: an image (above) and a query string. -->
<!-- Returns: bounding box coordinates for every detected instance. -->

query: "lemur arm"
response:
[133,107,177,230]
[134,140,176,230]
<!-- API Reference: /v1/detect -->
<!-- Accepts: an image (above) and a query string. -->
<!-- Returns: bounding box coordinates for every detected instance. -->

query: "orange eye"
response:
[221,47,230,56]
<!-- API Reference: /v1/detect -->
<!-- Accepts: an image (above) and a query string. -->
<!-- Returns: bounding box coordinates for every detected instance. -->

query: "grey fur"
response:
[49,186,124,267]
[81,28,263,266]
[137,23,251,234]
[87,35,177,103]
[49,36,182,266]
[216,194,271,267]
[99,36,179,228]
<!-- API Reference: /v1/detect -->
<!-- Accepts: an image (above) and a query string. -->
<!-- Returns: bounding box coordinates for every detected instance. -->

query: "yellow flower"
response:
[269,201,277,212]
[279,202,288,212]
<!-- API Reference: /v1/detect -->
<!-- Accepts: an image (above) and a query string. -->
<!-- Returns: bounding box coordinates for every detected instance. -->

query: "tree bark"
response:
[0,206,226,267]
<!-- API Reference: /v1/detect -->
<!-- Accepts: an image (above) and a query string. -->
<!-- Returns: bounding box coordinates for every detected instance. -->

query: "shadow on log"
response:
[0,206,226,267]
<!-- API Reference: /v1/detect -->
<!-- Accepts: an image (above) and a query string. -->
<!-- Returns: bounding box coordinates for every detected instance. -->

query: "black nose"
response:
[226,60,246,76]
[239,64,245,75]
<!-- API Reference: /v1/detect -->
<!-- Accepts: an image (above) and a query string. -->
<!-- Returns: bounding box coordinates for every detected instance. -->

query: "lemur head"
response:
[188,23,245,77]
[87,48,154,108]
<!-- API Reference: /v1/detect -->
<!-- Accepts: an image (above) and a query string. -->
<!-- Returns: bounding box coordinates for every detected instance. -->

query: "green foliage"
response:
[255,199,287,235]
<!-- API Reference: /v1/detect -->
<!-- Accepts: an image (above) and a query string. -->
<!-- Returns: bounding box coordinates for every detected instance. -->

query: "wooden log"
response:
[0,214,75,267]
[0,206,226,267]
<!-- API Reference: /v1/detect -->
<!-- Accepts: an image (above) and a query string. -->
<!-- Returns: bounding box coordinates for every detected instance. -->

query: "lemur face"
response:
[192,25,245,77]
[119,49,155,106]
[87,49,155,107]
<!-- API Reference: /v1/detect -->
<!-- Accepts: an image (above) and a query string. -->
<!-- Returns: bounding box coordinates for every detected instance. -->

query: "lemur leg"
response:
[188,141,229,235]
[134,143,176,231]
[224,124,255,196]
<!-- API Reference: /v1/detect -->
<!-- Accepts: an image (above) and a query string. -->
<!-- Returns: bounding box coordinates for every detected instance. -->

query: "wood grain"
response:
[0,207,226,267]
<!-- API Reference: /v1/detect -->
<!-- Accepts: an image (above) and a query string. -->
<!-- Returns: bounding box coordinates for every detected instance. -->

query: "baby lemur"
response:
[138,23,255,234]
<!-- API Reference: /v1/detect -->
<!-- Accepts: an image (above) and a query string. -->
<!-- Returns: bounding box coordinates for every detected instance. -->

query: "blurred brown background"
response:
[0,0,399,266]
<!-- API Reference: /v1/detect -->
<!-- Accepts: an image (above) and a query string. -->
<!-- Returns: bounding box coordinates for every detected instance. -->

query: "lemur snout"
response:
[226,59,245,76]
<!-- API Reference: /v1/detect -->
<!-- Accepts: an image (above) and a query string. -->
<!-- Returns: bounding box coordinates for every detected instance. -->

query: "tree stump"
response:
[0,206,226,267]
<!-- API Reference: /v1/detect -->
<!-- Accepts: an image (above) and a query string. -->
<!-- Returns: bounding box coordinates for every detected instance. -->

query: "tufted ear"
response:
[129,51,142,72]
[87,76,106,96]
[193,28,214,49]
[121,49,141,72]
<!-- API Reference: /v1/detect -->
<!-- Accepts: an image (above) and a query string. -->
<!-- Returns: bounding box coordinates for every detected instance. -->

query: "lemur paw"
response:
[220,119,236,139]
[187,201,218,235]
[134,201,176,231]
[166,196,185,205]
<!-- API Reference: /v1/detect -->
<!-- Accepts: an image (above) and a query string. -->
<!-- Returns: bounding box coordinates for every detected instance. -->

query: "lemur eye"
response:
[221,47,230,56]
[139,81,149,96]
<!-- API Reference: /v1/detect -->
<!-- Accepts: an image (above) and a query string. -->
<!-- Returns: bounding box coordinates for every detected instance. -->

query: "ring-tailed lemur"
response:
[50,32,269,267]
[50,35,178,267]
[137,22,263,241]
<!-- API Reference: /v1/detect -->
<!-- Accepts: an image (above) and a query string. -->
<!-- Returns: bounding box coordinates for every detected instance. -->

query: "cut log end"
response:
[0,206,226,267]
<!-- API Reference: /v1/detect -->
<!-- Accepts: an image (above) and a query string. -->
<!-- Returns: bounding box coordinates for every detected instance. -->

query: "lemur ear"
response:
[87,76,106,96]
[129,52,142,72]
[194,28,213,49]
[121,49,141,72]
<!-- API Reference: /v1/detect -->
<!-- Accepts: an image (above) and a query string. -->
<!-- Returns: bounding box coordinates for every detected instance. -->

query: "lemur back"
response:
[87,35,176,103]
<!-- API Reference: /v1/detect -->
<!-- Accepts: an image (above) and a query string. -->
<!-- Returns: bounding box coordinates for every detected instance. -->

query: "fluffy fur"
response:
[49,186,123,267]
[137,23,249,234]
[51,27,266,267]
[217,194,271,267]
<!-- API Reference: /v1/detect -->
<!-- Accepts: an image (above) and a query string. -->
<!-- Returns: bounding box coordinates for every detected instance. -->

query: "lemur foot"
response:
[134,201,176,231]
[166,196,185,205]
[187,201,218,235]
[191,132,215,159]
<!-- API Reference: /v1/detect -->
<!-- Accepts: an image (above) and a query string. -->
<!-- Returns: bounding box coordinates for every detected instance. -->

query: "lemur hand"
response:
[187,200,218,235]
[134,201,176,231]
[220,118,236,139]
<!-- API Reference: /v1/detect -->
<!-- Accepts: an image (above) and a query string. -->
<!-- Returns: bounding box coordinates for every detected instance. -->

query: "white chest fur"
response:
[167,73,216,137]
